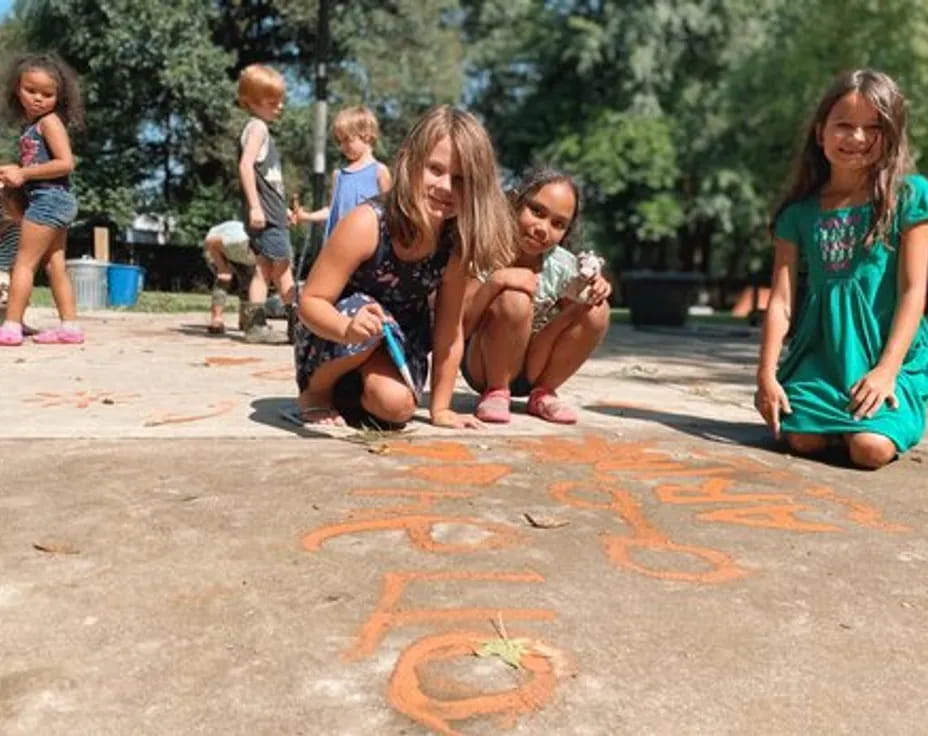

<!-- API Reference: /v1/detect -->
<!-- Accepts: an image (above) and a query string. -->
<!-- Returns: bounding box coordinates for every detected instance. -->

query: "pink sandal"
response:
[0,325,23,346]
[527,387,577,424]
[475,388,511,423]
[33,327,84,344]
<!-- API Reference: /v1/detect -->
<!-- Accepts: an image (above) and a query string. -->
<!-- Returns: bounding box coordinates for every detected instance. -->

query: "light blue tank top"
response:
[324,161,382,241]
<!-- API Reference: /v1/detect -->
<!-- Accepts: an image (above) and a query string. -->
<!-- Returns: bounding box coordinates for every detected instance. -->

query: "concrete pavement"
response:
[1,307,926,735]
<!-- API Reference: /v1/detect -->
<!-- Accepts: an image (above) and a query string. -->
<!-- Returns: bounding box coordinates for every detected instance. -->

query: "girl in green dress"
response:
[756,69,928,469]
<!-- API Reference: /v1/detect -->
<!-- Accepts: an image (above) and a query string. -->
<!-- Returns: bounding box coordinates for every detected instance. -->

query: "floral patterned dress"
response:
[294,200,453,395]
[773,174,928,451]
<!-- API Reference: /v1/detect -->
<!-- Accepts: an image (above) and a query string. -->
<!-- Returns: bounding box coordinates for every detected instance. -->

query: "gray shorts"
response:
[24,187,77,229]
[248,225,292,263]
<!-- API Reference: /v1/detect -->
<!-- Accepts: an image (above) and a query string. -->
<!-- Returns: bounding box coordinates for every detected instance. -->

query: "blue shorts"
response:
[248,225,292,263]
[24,187,77,229]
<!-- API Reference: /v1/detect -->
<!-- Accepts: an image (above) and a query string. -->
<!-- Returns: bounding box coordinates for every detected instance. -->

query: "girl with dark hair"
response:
[756,69,928,468]
[461,167,611,424]
[0,52,84,346]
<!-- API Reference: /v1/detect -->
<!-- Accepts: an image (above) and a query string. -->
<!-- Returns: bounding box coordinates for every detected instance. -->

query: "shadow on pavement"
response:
[586,402,776,449]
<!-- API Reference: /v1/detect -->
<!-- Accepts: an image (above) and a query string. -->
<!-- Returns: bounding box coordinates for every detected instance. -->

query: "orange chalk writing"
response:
[409,464,512,486]
[387,630,559,736]
[345,570,553,660]
[697,504,840,533]
[302,514,523,555]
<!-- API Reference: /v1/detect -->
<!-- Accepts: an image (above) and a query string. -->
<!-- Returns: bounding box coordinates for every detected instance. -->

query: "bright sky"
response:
[0,0,11,18]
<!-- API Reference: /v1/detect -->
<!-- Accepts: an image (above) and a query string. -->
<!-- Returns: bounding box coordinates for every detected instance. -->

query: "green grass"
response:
[30,286,236,313]
[29,287,753,322]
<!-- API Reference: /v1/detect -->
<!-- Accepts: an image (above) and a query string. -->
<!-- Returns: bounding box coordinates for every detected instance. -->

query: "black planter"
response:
[621,270,705,328]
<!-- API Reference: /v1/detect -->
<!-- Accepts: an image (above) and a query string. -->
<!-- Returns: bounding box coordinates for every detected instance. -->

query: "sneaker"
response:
[0,324,23,346]
[33,327,84,344]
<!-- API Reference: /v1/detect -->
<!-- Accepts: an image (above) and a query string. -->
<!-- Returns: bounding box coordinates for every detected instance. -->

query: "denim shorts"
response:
[24,187,78,229]
[248,225,292,263]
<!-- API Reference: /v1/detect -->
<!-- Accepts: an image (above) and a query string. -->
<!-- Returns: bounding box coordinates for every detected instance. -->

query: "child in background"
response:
[292,105,516,428]
[756,69,928,469]
[0,53,83,346]
[461,167,611,424]
[202,219,254,335]
[237,63,294,344]
[294,105,391,241]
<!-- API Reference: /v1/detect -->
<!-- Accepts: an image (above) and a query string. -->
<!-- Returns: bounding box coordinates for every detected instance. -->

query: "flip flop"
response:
[527,388,577,424]
[279,405,346,428]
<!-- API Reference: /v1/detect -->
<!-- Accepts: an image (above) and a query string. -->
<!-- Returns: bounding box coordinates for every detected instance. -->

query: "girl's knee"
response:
[363,377,416,424]
[847,434,896,470]
[488,288,532,323]
[785,432,827,455]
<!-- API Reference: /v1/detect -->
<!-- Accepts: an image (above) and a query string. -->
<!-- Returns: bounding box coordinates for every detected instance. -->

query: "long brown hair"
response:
[385,105,516,274]
[773,69,911,246]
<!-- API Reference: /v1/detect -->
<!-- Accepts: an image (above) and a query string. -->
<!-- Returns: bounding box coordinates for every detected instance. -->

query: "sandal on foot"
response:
[33,327,84,344]
[527,388,577,424]
[0,324,23,346]
[475,388,511,423]
[279,405,346,428]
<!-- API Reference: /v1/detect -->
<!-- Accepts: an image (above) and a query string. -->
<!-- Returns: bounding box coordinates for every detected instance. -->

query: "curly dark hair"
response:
[4,52,84,129]
[510,166,582,251]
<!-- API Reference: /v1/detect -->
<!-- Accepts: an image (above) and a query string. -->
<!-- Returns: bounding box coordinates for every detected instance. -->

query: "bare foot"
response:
[297,406,346,426]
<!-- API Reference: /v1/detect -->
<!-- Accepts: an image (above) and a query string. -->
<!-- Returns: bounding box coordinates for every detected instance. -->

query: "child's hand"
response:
[754,373,792,438]
[431,408,483,429]
[848,365,899,420]
[289,205,307,226]
[343,302,385,344]
[588,275,612,305]
[0,165,24,188]
[248,205,266,230]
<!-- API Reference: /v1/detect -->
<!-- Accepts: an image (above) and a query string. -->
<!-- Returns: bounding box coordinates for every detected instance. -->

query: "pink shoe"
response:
[527,387,577,424]
[475,388,511,423]
[0,325,23,346]
[33,327,84,344]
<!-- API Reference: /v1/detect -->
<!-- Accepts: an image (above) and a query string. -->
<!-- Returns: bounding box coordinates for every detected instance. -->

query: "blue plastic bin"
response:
[107,264,144,307]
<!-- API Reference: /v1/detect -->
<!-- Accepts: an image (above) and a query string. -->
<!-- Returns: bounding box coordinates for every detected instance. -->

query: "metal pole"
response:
[308,0,330,269]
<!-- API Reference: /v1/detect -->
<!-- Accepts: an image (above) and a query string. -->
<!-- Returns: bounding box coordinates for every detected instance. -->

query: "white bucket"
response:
[65,257,108,310]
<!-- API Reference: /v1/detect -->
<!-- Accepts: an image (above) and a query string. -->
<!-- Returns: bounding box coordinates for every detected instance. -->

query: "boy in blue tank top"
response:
[293,105,391,241]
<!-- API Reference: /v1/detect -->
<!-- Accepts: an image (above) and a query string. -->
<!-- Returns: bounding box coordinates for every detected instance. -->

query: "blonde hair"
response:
[386,105,516,275]
[332,105,380,145]
[237,64,285,111]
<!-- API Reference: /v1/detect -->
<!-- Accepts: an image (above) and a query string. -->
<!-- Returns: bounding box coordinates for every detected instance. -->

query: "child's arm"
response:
[299,204,381,342]
[294,170,339,224]
[0,114,73,187]
[848,221,928,419]
[755,238,797,437]
[376,163,392,194]
[238,120,267,230]
[431,249,480,428]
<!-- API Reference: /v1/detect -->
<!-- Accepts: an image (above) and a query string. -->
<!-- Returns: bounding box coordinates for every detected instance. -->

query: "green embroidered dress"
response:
[774,174,928,451]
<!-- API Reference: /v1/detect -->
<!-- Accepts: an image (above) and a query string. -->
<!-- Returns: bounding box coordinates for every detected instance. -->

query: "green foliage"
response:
[3,0,928,272]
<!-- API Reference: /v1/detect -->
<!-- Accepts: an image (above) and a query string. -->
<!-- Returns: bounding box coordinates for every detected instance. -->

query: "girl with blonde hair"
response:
[292,105,516,427]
